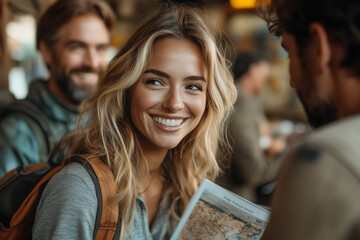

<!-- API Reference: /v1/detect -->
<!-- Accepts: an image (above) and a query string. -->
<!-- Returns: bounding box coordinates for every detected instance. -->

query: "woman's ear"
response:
[309,23,331,74]
[38,40,53,66]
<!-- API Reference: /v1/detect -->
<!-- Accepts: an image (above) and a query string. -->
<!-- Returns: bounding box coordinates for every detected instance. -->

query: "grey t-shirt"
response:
[33,163,178,239]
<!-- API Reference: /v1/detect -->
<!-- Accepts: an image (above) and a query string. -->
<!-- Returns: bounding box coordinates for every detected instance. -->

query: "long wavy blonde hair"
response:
[62,4,237,238]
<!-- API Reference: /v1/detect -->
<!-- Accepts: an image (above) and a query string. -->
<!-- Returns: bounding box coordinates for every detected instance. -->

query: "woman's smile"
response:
[152,116,185,127]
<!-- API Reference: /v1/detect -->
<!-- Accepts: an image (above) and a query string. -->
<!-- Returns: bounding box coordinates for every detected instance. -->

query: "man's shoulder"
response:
[305,115,360,154]
[309,115,360,140]
[1,80,50,123]
[294,115,360,179]
[0,99,50,133]
[277,117,360,202]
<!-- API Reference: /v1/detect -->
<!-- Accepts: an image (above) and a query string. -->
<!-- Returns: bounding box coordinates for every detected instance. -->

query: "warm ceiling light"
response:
[230,0,257,9]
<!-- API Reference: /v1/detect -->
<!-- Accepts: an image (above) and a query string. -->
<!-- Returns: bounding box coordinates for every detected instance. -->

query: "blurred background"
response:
[0,0,306,123]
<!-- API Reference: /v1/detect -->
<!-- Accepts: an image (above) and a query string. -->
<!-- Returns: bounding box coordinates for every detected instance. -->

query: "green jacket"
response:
[0,80,79,178]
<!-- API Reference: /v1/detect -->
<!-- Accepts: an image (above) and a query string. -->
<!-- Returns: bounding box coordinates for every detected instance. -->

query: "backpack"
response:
[0,153,120,240]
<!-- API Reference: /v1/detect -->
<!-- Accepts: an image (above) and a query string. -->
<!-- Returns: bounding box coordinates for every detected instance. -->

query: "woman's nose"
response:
[162,88,184,112]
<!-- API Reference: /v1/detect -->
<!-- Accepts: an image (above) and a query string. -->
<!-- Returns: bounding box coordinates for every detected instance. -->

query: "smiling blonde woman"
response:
[33,4,237,240]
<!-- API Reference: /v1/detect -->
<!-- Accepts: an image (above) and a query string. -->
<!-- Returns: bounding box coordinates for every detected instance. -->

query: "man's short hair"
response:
[36,0,116,50]
[232,50,264,81]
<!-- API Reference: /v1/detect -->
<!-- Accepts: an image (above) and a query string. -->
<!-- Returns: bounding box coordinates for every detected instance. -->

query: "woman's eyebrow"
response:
[185,76,206,82]
[144,69,170,78]
[144,69,206,82]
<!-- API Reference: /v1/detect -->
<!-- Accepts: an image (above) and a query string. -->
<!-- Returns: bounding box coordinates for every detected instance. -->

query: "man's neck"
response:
[334,68,360,118]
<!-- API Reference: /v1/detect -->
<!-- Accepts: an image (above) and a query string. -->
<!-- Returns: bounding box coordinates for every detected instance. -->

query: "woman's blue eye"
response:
[146,79,162,86]
[187,84,202,91]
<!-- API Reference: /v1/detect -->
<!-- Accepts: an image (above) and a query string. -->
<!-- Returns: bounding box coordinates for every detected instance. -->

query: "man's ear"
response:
[309,23,331,73]
[38,40,53,66]
[309,23,340,102]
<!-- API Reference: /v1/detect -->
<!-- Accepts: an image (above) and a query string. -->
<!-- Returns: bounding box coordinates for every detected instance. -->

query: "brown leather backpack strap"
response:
[77,154,119,240]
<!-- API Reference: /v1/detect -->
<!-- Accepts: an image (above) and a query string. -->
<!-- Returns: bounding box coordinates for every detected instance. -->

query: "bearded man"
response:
[258,0,360,239]
[0,0,116,177]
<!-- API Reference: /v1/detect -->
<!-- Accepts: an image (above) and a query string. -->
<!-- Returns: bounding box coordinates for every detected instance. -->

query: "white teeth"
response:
[153,116,183,127]
[78,73,97,80]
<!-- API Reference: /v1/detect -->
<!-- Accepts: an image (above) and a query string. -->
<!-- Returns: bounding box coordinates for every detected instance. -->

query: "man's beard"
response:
[52,66,98,105]
[298,93,338,129]
[296,49,339,129]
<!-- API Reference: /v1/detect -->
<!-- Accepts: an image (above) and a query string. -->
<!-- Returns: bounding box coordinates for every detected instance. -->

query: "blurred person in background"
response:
[217,50,287,203]
[0,0,116,177]
[258,0,360,239]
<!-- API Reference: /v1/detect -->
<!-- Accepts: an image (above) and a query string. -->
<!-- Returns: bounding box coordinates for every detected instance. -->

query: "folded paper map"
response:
[171,179,270,240]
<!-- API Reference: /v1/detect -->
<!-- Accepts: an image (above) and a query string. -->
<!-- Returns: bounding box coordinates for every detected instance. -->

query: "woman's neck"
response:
[141,146,168,173]
[137,145,167,189]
